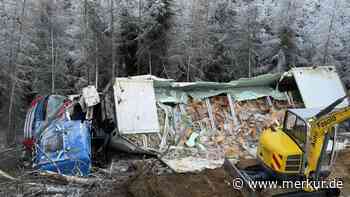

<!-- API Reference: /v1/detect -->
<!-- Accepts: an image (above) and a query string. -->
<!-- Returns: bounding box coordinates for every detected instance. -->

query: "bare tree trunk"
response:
[138,0,142,19]
[323,0,338,65]
[83,0,90,84]
[148,51,152,75]
[191,0,209,79]
[247,4,259,78]
[247,4,251,78]
[137,0,142,75]
[51,26,55,94]
[7,69,17,146]
[95,32,99,88]
[7,1,19,95]
[248,48,251,78]
[7,0,26,146]
[110,0,116,79]
[187,56,191,81]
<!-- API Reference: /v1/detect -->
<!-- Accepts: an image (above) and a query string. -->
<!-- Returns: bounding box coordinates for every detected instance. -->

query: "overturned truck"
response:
[23,66,349,175]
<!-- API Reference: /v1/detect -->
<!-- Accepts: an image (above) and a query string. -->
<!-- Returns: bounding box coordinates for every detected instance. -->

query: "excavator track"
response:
[223,158,262,197]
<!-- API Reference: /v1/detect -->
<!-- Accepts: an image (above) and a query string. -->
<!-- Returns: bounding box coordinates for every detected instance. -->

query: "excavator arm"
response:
[305,95,350,180]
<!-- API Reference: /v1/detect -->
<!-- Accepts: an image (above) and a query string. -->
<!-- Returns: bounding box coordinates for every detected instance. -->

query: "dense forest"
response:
[1,0,350,146]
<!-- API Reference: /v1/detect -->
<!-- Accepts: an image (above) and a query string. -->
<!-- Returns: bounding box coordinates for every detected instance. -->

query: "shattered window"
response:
[43,133,64,153]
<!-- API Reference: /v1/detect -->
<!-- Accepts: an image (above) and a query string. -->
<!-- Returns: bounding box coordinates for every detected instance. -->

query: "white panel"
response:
[114,78,160,134]
[82,86,100,107]
[292,66,348,108]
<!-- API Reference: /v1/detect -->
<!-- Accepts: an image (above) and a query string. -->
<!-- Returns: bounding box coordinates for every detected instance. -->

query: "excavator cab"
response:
[258,108,337,179]
[283,110,308,151]
[258,109,305,177]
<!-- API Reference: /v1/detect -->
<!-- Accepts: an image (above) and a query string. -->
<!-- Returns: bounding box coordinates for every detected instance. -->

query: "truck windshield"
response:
[284,111,307,150]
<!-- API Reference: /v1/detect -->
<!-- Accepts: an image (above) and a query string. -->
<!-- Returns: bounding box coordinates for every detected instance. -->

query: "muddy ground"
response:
[332,150,350,197]
[0,149,350,197]
[128,168,241,197]
[125,151,350,197]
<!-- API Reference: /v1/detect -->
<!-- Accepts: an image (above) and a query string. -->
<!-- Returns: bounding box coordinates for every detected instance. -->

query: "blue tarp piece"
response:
[34,96,48,122]
[35,120,91,176]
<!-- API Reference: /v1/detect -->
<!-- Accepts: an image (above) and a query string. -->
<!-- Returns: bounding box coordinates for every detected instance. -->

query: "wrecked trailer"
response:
[101,66,349,173]
[100,73,291,172]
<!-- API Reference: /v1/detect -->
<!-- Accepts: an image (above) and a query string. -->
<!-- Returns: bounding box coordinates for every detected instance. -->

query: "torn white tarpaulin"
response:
[162,157,224,173]
[160,146,225,173]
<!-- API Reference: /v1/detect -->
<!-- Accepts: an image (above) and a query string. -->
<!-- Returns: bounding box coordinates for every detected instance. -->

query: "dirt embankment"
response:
[332,150,350,196]
[128,168,242,197]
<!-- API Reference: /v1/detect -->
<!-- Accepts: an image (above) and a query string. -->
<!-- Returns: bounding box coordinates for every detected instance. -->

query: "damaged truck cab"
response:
[23,94,93,176]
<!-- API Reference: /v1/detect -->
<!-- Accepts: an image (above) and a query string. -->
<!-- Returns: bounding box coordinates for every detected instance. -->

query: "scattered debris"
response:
[160,146,225,173]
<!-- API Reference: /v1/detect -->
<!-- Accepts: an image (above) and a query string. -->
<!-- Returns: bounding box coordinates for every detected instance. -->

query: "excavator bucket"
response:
[223,158,259,197]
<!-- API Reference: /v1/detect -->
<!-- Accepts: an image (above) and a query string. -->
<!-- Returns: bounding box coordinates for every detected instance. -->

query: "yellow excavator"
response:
[225,95,350,197]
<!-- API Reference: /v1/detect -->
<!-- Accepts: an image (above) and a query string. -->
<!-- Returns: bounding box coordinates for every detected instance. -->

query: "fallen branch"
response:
[0,169,18,181]
[39,171,97,186]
